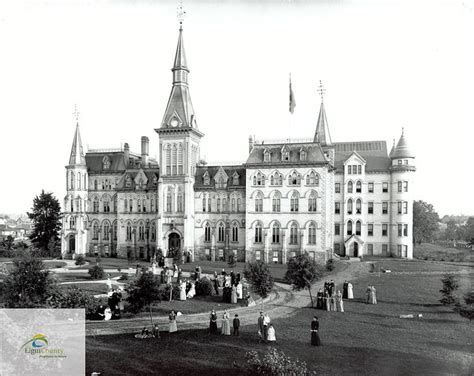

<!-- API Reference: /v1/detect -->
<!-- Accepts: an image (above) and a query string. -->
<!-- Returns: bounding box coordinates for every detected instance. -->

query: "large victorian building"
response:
[61,24,416,263]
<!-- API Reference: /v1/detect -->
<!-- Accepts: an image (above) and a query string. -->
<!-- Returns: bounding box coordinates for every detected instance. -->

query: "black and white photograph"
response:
[0,0,472,375]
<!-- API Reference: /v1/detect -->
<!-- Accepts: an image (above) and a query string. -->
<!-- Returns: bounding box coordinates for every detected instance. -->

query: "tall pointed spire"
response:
[313,81,332,146]
[391,127,415,159]
[69,105,86,165]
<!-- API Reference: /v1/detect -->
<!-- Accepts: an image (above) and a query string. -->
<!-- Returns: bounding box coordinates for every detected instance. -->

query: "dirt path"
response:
[86,261,371,336]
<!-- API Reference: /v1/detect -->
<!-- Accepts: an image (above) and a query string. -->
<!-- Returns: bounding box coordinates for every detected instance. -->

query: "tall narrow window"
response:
[347,221,353,235]
[335,183,341,193]
[202,197,206,212]
[254,224,262,243]
[367,223,373,236]
[356,199,361,214]
[290,192,299,212]
[347,181,353,193]
[70,172,75,190]
[126,223,132,241]
[166,145,171,175]
[93,222,99,240]
[77,172,81,190]
[231,198,236,212]
[103,199,110,213]
[382,201,388,214]
[255,193,263,212]
[308,193,317,212]
[356,181,362,193]
[218,223,225,242]
[335,202,340,214]
[137,199,142,212]
[335,223,340,236]
[205,223,211,242]
[139,224,145,241]
[103,222,110,240]
[129,199,133,212]
[93,197,99,213]
[69,216,76,230]
[232,223,239,242]
[398,181,403,193]
[347,199,353,214]
[382,224,388,236]
[237,198,241,212]
[124,199,128,212]
[171,144,177,175]
[217,198,221,213]
[151,223,156,241]
[177,188,184,212]
[177,144,183,174]
[166,187,173,212]
[308,223,316,245]
[356,221,361,236]
[368,201,374,214]
[272,223,280,243]
[113,221,117,240]
[272,193,281,212]
[383,182,388,193]
[290,224,298,244]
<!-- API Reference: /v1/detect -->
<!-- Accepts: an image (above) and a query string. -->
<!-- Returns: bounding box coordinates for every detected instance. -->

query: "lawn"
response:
[413,242,471,262]
[86,260,473,375]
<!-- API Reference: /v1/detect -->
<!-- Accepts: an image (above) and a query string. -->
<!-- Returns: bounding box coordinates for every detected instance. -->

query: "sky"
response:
[0,0,471,217]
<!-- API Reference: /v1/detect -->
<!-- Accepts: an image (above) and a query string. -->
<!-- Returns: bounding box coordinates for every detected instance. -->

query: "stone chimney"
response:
[248,135,254,153]
[124,142,130,166]
[141,136,149,166]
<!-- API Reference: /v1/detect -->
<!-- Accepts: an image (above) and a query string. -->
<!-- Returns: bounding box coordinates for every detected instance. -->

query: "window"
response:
[222,198,227,212]
[264,150,271,162]
[177,144,183,174]
[129,199,134,212]
[290,224,298,245]
[403,201,408,214]
[382,201,388,214]
[103,222,110,240]
[231,197,236,212]
[256,251,261,261]
[334,243,341,253]
[232,223,239,242]
[398,159,402,165]
[216,177,227,189]
[290,192,299,212]
[253,172,265,186]
[151,198,154,212]
[171,144,177,175]
[237,198,241,211]
[398,181,402,193]
[217,198,221,213]
[94,179,98,190]
[69,216,76,230]
[383,182,388,193]
[397,244,402,255]
[70,199,74,213]
[347,199,353,214]
[306,171,319,186]
[93,222,99,240]
[367,244,373,256]
[308,223,316,244]
[308,193,317,212]
[203,172,210,185]
[272,223,280,243]
[205,223,211,242]
[335,202,340,214]
[382,224,388,236]
[403,224,408,237]
[77,172,81,190]
[70,171,75,190]
[398,201,402,214]
[404,160,408,165]
[177,189,184,212]
[358,165,362,174]
[218,223,225,242]
[125,176,132,188]
[368,224,373,236]
[347,181,353,193]
[166,188,173,212]
[124,199,128,212]
[273,251,279,263]
[356,181,362,193]
[335,223,340,236]
[288,171,301,186]
[270,172,283,186]
[272,193,281,212]
[335,183,341,193]
[233,173,239,185]
[103,199,110,213]
[137,199,142,212]
[356,199,361,214]
[356,221,361,236]
[368,182,374,193]
[398,224,402,237]
[255,224,262,243]
[347,221,353,235]
[126,223,133,241]
[255,193,263,212]
[142,198,147,212]
[368,202,374,214]
[208,197,212,212]
[282,150,289,161]
[382,243,388,255]
[202,197,206,212]
[404,181,408,192]
[113,221,117,240]
[93,198,99,213]
[348,165,351,174]
[300,150,307,161]
[138,224,145,241]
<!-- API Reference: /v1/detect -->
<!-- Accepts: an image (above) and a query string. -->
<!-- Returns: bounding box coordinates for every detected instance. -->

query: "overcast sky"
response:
[0,0,471,217]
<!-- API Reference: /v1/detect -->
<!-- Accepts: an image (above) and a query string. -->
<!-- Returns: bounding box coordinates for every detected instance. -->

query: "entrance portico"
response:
[344,235,364,257]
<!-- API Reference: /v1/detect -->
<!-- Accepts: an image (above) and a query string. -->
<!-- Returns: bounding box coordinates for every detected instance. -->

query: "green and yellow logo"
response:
[20,333,66,358]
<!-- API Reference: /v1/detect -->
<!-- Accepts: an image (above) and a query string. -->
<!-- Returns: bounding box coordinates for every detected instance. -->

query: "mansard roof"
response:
[246,142,328,165]
[195,165,246,190]
[85,150,158,173]
[334,141,391,172]
[115,170,159,191]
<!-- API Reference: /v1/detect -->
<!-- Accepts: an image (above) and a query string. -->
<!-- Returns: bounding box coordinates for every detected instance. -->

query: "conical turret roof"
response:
[391,128,415,159]
[313,102,332,146]
[69,123,86,165]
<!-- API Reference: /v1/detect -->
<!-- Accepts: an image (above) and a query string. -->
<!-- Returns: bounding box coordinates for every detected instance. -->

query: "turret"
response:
[313,81,332,146]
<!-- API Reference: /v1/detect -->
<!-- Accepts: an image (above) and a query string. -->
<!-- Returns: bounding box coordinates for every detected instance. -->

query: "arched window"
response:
[255,193,263,212]
[177,187,184,212]
[308,223,316,244]
[70,198,74,212]
[347,181,353,193]
[83,174,86,190]
[69,216,76,230]
[202,196,206,212]
[218,223,225,242]
[222,198,227,212]
[254,172,265,186]
[77,172,81,190]
[150,222,156,241]
[172,144,177,175]
[217,198,221,212]
[93,197,99,213]
[138,223,145,241]
[70,171,75,190]
[166,187,173,212]
[204,223,211,242]
[356,220,361,236]
[272,223,280,243]
[103,197,110,213]
[93,222,99,240]
[165,144,171,175]
[129,198,133,212]
[290,223,298,244]
[124,199,128,212]
[356,199,362,214]
[290,192,299,212]
[103,222,110,241]
[94,179,98,190]
[306,171,319,186]
[308,193,317,212]
[272,192,281,212]
[232,223,239,242]
[102,156,110,170]
[254,223,263,243]
[237,198,241,212]
[356,180,362,193]
[150,197,155,212]
[125,176,131,188]
[177,144,183,174]
[288,171,301,186]
[347,199,353,214]
[347,220,353,235]
[231,197,236,212]
[126,222,132,241]
[264,150,271,162]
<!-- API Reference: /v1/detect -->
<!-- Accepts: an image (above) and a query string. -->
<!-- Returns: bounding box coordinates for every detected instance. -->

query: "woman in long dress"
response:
[221,309,231,335]
[231,285,238,304]
[311,316,321,346]
[369,285,377,304]
[335,290,344,312]
[236,282,243,299]
[187,282,196,299]
[347,282,354,299]
[169,310,178,333]
[316,289,324,309]
[179,281,187,301]
[324,291,330,311]
[366,285,371,304]
[209,310,218,334]
[331,295,337,311]
[267,324,276,342]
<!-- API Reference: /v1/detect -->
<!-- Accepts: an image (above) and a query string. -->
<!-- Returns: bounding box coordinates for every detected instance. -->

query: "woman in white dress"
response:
[335,290,344,312]
[221,309,231,335]
[236,282,243,299]
[369,285,377,304]
[169,311,178,333]
[347,282,354,299]
[187,282,196,299]
[179,281,187,301]
[231,285,238,304]
[267,324,276,342]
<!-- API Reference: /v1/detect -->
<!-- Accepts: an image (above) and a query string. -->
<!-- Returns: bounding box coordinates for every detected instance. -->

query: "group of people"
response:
[257,311,276,343]
[212,269,244,304]
[209,309,241,336]
[366,284,377,304]
[315,279,351,312]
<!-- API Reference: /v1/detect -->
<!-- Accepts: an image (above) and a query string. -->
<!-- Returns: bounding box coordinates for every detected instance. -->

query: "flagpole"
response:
[288,73,291,142]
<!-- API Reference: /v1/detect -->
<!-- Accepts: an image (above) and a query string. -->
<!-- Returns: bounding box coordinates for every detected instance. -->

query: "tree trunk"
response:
[308,286,314,307]
[149,304,154,327]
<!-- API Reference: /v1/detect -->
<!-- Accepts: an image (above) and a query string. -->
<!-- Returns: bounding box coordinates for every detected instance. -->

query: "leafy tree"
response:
[455,291,474,320]
[443,221,459,242]
[27,190,62,253]
[2,235,14,250]
[439,274,459,305]
[88,265,105,280]
[462,217,474,243]
[49,286,100,319]
[243,261,274,309]
[3,254,57,307]
[126,272,162,326]
[285,254,324,307]
[246,347,316,376]
[413,200,440,245]
[195,277,213,296]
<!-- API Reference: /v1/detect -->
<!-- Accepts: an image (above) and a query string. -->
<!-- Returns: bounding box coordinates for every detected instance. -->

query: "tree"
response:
[413,200,440,245]
[243,261,274,309]
[2,235,14,250]
[443,221,459,242]
[126,272,162,326]
[285,254,324,307]
[3,254,57,307]
[27,190,62,253]
[49,286,100,319]
[455,291,474,320]
[246,348,316,376]
[461,217,474,243]
[439,274,459,305]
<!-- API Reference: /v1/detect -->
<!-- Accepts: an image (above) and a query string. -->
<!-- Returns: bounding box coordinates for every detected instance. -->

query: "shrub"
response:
[454,291,474,320]
[75,254,86,266]
[49,286,100,319]
[88,265,105,280]
[245,347,316,376]
[439,274,459,305]
[228,254,237,268]
[118,273,129,281]
[326,258,336,271]
[158,283,180,301]
[195,277,213,296]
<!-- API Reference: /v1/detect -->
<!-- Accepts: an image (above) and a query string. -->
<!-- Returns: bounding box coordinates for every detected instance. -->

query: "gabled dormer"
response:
[281,145,290,161]
[203,171,210,185]
[134,169,148,189]
[343,151,367,176]
[299,148,307,161]
[214,167,229,189]
[232,171,240,186]
[263,148,271,162]
[102,156,111,170]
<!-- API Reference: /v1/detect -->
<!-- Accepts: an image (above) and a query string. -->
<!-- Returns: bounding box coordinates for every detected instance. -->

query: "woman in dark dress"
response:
[311,316,321,346]
[209,310,218,334]
[316,289,324,309]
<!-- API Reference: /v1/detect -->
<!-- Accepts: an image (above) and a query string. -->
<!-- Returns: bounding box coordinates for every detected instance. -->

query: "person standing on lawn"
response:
[257,312,265,342]
[329,280,336,297]
[263,313,271,341]
[347,281,354,299]
[335,290,344,312]
[169,310,178,333]
[324,290,330,311]
[209,310,218,334]
[221,309,231,335]
[316,288,324,309]
[152,323,160,339]
[366,285,371,303]
[179,281,187,301]
[213,272,219,295]
[233,314,240,336]
[311,316,321,346]
[330,294,337,311]
[369,285,377,304]
[342,281,348,299]
[267,324,276,342]
[236,281,243,300]
[231,284,238,304]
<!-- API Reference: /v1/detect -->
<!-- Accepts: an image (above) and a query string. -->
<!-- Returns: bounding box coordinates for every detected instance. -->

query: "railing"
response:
[253,137,313,145]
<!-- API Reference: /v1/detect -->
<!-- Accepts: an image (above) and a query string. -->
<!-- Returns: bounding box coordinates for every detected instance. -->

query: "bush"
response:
[49,286,100,319]
[228,254,237,268]
[118,273,129,281]
[195,277,213,296]
[439,274,459,305]
[75,254,86,266]
[326,258,336,271]
[454,291,474,320]
[88,265,105,280]
[245,347,316,376]
[158,283,180,301]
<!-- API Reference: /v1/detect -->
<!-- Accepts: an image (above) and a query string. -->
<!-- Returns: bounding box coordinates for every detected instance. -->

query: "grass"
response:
[86,259,473,375]
[413,243,471,262]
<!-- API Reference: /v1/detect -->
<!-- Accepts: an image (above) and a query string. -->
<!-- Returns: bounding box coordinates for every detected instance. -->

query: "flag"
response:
[289,75,296,114]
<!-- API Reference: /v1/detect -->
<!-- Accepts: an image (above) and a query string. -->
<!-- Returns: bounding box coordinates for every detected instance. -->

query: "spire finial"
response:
[177,1,186,29]
[317,80,326,103]
[402,126,405,136]
[73,104,80,125]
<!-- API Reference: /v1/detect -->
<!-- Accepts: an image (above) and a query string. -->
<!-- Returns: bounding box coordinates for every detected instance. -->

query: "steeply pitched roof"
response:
[391,129,415,159]
[246,142,328,165]
[313,102,332,146]
[334,141,391,172]
[195,165,246,190]
[69,124,86,166]
[85,151,158,174]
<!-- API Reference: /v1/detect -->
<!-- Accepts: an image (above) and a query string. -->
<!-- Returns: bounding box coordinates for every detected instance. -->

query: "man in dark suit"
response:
[258,312,265,342]
[233,314,240,336]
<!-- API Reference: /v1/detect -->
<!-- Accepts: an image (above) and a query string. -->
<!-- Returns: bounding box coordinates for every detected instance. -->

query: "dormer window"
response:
[125,175,132,188]
[203,172,210,185]
[216,177,227,189]
[264,150,271,162]
[282,151,289,161]
[232,173,239,186]
[102,156,111,170]
[152,176,158,186]
[300,150,307,161]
